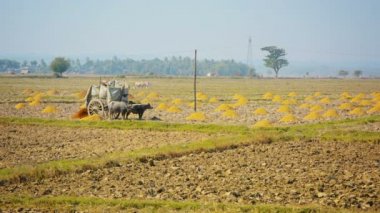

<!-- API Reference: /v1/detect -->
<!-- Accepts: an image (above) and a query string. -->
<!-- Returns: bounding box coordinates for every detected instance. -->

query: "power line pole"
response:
[194,49,197,112]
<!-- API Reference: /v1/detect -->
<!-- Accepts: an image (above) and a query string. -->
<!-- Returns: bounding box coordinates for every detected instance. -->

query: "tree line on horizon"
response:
[0,57,253,77]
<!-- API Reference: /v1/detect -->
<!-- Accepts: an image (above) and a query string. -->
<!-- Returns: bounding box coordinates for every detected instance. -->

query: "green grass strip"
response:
[0,135,256,182]
[0,195,353,213]
[0,116,251,134]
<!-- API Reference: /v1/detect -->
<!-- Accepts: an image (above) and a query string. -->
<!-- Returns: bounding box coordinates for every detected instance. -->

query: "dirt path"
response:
[0,123,213,168]
[2,140,379,210]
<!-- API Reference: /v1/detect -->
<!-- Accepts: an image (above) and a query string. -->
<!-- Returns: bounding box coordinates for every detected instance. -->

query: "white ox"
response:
[134,81,151,89]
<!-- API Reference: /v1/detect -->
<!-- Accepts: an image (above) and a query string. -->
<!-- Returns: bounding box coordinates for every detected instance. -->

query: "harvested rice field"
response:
[0,76,379,212]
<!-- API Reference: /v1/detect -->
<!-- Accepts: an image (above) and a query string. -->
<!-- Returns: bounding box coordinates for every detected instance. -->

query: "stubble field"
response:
[0,76,379,212]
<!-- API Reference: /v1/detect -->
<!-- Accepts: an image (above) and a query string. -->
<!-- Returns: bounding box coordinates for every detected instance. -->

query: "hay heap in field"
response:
[372,96,380,103]
[253,107,268,115]
[319,97,331,104]
[299,103,310,109]
[15,103,25,109]
[367,105,380,114]
[253,119,272,128]
[29,100,40,106]
[277,105,291,113]
[215,104,233,112]
[371,92,380,102]
[233,96,248,107]
[147,92,159,100]
[350,93,366,103]
[280,114,297,123]
[233,94,245,100]
[171,98,183,105]
[42,105,57,113]
[32,92,44,101]
[350,96,362,104]
[186,112,206,121]
[304,95,314,102]
[80,114,101,121]
[282,98,297,105]
[167,105,182,113]
[156,103,169,111]
[262,92,273,100]
[222,109,237,118]
[338,102,352,110]
[359,100,372,106]
[356,93,366,99]
[196,92,208,102]
[314,92,321,97]
[310,105,323,112]
[288,92,297,97]
[25,97,34,102]
[349,107,365,116]
[71,108,88,119]
[323,109,338,118]
[304,111,321,121]
[340,92,352,99]
[272,95,282,103]
[208,97,218,103]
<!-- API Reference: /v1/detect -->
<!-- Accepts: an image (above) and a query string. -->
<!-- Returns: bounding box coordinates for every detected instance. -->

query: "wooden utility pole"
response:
[194,49,197,112]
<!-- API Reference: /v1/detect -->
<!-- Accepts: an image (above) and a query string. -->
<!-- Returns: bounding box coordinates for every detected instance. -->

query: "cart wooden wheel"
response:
[87,99,106,117]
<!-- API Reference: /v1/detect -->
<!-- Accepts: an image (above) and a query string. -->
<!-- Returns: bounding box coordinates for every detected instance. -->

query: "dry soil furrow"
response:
[2,140,379,210]
[0,123,213,168]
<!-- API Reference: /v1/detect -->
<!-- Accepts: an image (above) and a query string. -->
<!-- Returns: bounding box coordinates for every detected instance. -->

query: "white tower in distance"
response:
[246,36,254,77]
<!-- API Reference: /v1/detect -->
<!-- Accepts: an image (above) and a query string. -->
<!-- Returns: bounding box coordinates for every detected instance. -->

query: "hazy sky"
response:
[1,0,379,64]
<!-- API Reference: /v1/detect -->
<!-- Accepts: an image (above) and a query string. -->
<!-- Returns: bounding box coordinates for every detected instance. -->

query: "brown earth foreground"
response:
[1,139,379,210]
[0,123,213,168]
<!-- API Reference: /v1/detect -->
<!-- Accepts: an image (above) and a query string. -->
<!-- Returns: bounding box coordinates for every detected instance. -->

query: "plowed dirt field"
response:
[1,139,379,210]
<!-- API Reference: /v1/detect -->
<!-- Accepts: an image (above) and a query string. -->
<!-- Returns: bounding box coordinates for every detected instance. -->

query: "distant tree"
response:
[50,57,70,77]
[248,67,256,78]
[338,70,349,78]
[40,59,47,72]
[353,70,363,78]
[0,59,20,71]
[22,60,28,67]
[261,46,289,78]
[30,60,38,72]
[30,60,38,67]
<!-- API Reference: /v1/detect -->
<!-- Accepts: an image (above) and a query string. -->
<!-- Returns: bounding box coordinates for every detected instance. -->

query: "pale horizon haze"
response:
[1,0,379,76]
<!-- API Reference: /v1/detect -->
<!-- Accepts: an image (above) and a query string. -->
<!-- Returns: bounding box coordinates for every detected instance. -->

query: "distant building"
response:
[206,71,217,77]
[20,67,29,74]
